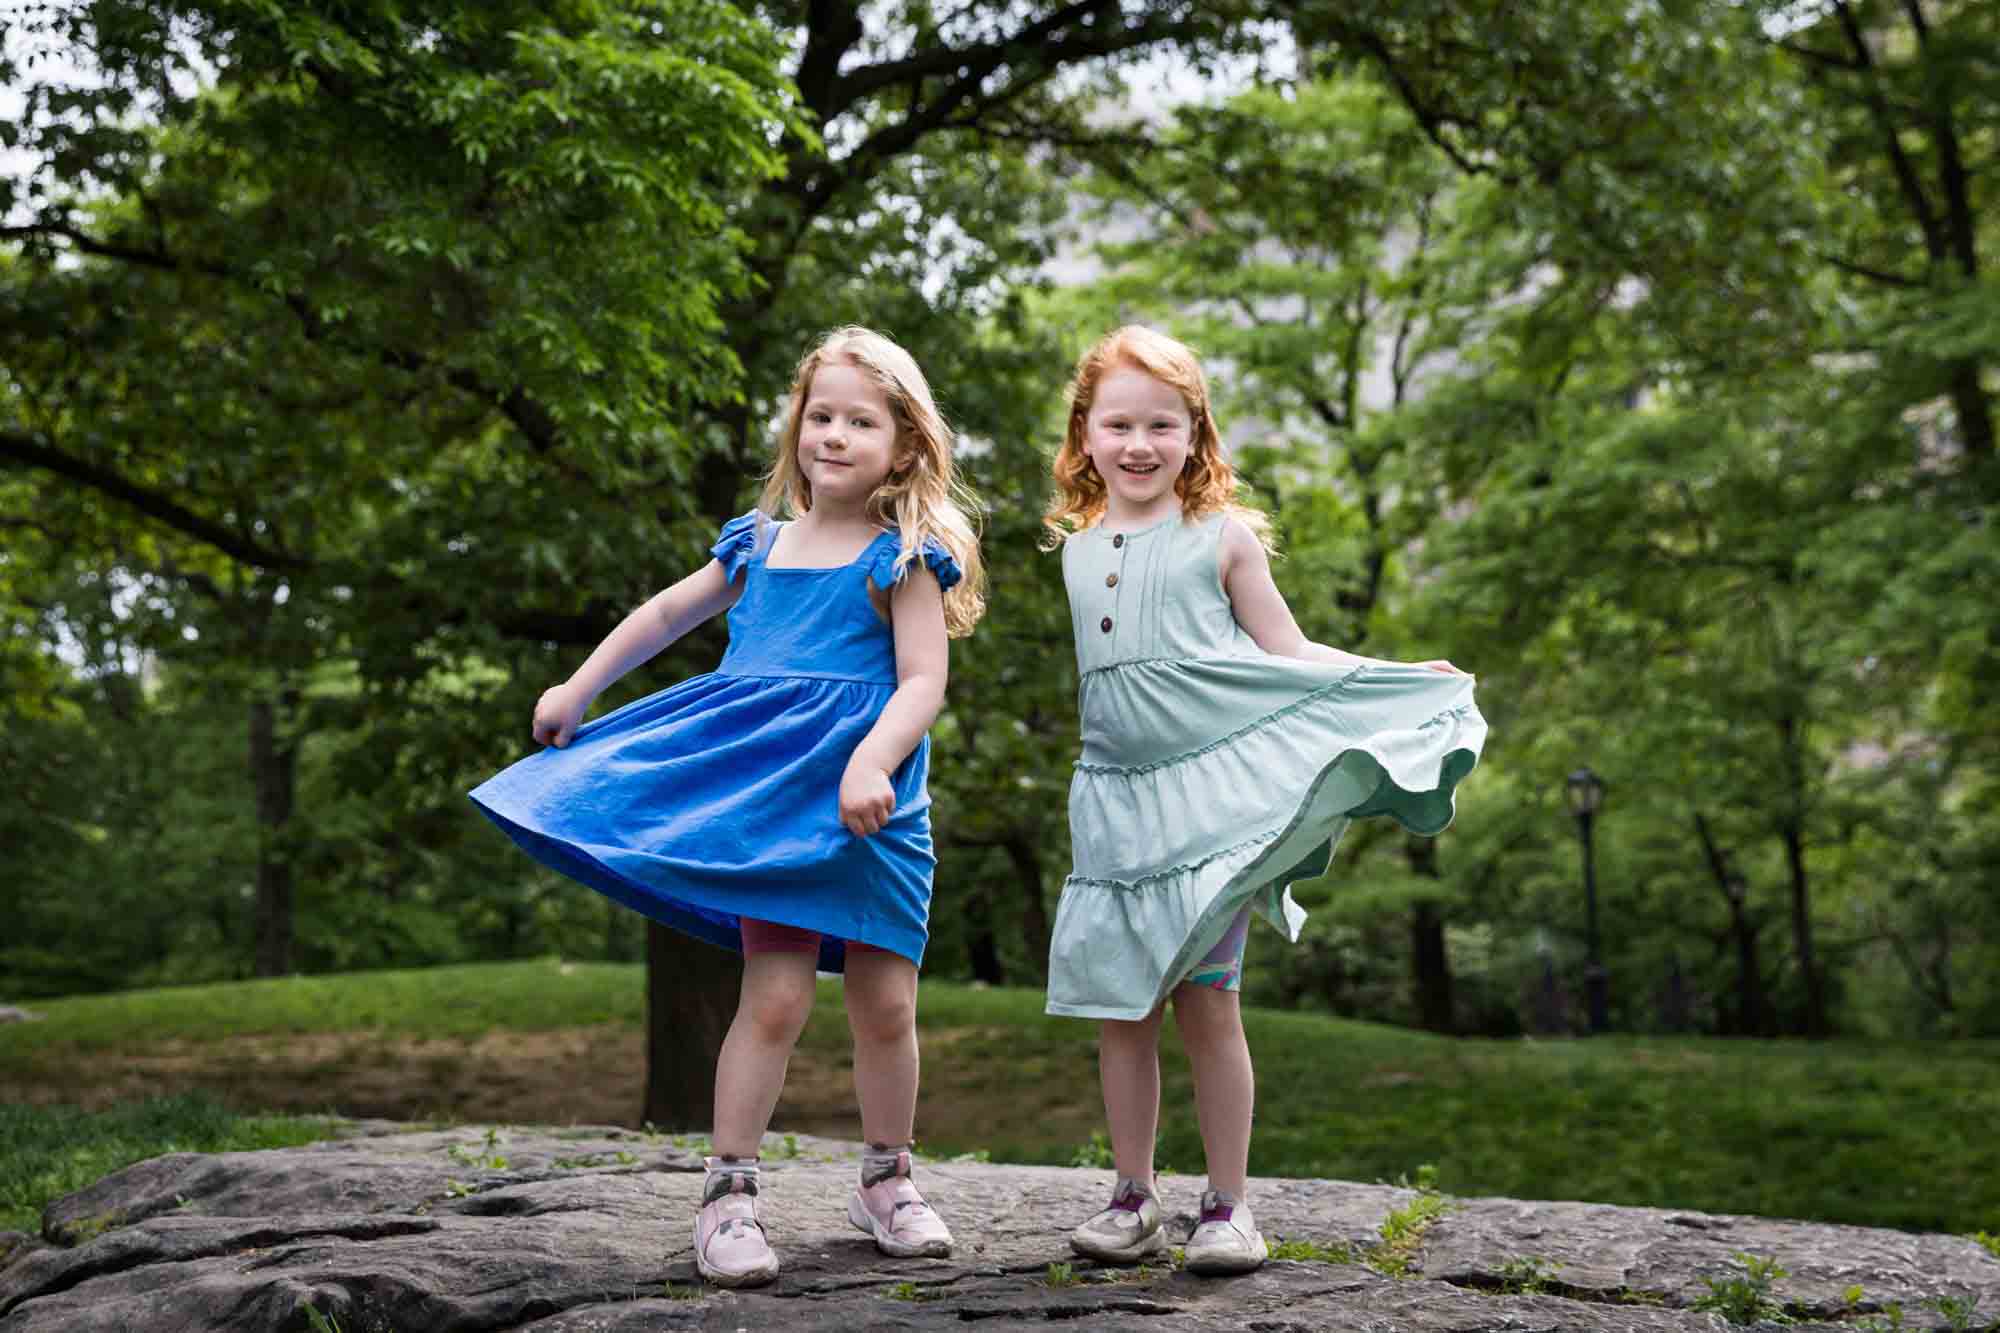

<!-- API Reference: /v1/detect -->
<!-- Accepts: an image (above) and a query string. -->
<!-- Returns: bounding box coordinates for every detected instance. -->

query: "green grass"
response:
[0,1095,334,1233]
[844,979,2000,1237]
[5,962,1999,1236]
[0,959,647,1055]
[1242,1023,1998,1240]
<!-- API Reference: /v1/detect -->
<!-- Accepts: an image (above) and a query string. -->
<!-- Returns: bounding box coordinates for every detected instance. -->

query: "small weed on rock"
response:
[1690,1251,1790,1325]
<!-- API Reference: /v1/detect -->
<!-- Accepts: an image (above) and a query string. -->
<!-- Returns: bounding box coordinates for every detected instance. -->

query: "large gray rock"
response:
[2,1124,1994,1331]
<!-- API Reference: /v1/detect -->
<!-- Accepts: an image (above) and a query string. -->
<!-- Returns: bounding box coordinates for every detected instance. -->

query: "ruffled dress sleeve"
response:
[868,533,963,593]
[711,510,767,584]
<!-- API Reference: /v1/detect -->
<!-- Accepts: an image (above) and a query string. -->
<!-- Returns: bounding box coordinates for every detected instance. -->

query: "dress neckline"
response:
[763,522,892,572]
[1092,512,1189,541]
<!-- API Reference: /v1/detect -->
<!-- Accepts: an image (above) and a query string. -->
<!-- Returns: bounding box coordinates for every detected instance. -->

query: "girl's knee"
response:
[1171,983,1242,1034]
[1101,1006,1166,1046]
[740,966,815,1044]
[843,954,918,1045]
[844,992,916,1040]
[846,983,916,1045]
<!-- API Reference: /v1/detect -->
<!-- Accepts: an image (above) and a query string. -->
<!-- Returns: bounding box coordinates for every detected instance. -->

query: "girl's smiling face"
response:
[1082,366,1193,520]
[797,360,902,508]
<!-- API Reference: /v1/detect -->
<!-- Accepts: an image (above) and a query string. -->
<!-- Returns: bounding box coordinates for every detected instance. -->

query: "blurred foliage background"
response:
[4,0,1996,1052]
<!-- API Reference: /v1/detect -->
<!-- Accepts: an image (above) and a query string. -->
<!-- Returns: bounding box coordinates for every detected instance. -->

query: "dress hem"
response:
[469,794,929,971]
[1046,729,1481,1020]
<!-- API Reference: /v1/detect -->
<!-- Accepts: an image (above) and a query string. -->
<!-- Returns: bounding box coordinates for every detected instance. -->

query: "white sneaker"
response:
[1182,1189,1267,1275]
[1069,1177,1168,1263]
[692,1158,780,1288]
[846,1148,954,1258]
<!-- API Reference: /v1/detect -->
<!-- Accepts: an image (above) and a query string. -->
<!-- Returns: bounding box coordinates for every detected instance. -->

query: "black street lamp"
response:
[1563,767,1609,1034]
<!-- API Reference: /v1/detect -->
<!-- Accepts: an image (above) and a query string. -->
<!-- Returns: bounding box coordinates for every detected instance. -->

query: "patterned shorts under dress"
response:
[1184,907,1250,992]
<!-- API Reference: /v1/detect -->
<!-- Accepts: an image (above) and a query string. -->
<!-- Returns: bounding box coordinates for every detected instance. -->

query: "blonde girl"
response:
[473,327,984,1287]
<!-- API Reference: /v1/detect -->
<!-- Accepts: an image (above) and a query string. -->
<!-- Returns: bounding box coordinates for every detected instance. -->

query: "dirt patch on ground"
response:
[3,1029,653,1126]
[0,1025,1103,1150]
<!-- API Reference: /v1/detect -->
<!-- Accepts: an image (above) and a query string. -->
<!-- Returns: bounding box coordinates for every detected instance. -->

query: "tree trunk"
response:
[249,691,297,978]
[1729,900,1767,1037]
[1409,900,1453,1033]
[605,899,637,962]
[1404,836,1453,1033]
[1947,361,1995,463]
[964,883,1005,986]
[1692,813,1767,1037]
[1780,815,1826,1037]
[1005,833,1052,982]
[641,923,743,1130]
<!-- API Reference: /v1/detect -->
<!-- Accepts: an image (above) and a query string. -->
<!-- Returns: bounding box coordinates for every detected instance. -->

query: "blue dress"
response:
[469,510,961,971]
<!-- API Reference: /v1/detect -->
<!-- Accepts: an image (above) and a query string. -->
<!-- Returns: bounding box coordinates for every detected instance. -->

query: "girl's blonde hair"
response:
[760,326,987,637]
[1042,324,1273,551]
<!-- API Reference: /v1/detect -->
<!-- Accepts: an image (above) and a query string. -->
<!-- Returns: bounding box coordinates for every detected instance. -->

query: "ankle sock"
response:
[1199,1187,1241,1223]
[704,1155,760,1204]
[861,1142,911,1187]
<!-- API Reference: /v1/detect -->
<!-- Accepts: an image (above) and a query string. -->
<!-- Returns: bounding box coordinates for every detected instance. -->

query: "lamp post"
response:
[1564,767,1609,1034]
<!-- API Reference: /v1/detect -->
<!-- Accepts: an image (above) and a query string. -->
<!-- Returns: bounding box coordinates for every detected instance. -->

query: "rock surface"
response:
[2,1124,1995,1331]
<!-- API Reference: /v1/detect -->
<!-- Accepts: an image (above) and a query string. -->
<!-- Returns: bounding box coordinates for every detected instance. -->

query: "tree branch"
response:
[827,0,1111,106]
[1329,27,1504,180]
[12,218,570,459]
[793,0,867,119]
[1816,250,1926,287]
[1769,36,1862,71]
[789,3,1223,219]
[1830,0,1947,262]
[1900,0,1979,278]
[0,429,307,571]
[2,220,234,281]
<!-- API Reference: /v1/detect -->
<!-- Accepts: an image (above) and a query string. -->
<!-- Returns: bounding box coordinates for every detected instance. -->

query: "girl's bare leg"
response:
[1098,1003,1168,1189]
[842,948,921,1144]
[1171,981,1253,1197]
[711,951,818,1158]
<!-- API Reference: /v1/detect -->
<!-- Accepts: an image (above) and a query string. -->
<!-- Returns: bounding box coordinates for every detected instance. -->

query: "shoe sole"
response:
[692,1216,780,1288]
[1070,1226,1169,1264]
[1183,1236,1269,1276]
[847,1192,953,1258]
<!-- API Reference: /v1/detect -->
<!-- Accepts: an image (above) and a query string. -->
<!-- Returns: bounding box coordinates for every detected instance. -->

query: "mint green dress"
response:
[1046,513,1487,1020]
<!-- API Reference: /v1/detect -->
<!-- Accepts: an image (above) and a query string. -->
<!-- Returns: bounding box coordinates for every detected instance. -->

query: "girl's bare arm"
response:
[1219,520,1460,672]
[534,560,744,745]
[839,566,949,836]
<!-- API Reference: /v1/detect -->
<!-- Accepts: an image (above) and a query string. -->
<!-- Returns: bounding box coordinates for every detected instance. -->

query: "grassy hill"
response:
[4,960,1996,1238]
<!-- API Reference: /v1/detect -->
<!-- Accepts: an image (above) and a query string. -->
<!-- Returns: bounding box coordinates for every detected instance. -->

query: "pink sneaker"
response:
[846,1148,953,1258]
[693,1158,779,1288]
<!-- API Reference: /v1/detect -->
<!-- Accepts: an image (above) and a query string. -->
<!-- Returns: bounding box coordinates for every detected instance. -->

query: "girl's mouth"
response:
[1119,462,1159,475]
